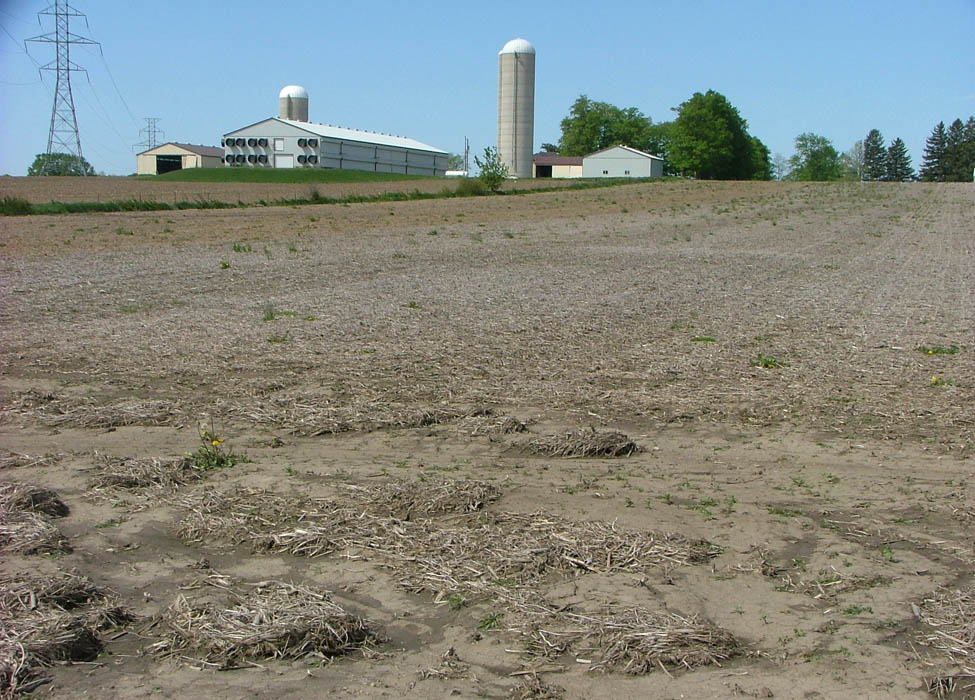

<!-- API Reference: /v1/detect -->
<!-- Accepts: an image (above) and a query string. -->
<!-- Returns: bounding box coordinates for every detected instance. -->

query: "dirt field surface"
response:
[1,179,973,699]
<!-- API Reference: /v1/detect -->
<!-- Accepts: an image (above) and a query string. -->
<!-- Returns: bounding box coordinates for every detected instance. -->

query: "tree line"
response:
[551,90,772,180]
[551,92,974,182]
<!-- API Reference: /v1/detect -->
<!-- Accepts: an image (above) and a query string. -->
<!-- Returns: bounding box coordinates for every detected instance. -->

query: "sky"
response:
[1,0,973,177]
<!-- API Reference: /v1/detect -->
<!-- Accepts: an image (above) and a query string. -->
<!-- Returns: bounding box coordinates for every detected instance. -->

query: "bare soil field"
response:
[1,179,973,699]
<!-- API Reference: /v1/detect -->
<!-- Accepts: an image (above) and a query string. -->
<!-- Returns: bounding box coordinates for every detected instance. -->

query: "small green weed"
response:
[477,611,503,630]
[842,605,872,616]
[191,424,247,472]
[917,344,959,355]
[220,260,230,269]
[266,334,288,343]
[691,336,716,342]
[232,241,252,253]
[262,303,276,322]
[752,353,786,369]
[115,227,134,236]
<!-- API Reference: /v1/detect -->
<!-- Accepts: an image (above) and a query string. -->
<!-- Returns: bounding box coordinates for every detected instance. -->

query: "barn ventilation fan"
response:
[235,138,246,147]
[247,155,256,163]
[308,155,318,164]
[247,138,257,147]
[297,155,306,164]
[235,154,245,164]
[298,138,307,147]
[258,138,268,147]
[258,154,268,164]
[307,138,318,147]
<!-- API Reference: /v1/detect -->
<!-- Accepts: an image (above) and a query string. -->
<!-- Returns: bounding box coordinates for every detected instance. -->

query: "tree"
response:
[749,136,772,180]
[540,143,560,153]
[863,129,886,181]
[919,122,947,181]
[786,133,842,181]
[771,152,790,181]
[840,141,865,181]
[28,153,94,176]
[557,95,658,156]
[474,146,508,192]
[668,90,755,179]
[943,117,975,182]
[884,137,915,181]
[447,153,465,170]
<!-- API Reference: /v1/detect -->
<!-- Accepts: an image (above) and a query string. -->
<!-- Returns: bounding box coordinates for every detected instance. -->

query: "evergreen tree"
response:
[884,138,914,181]
[957,117,975,182]
[920,122,948,181]
[943,119,966,181]
[863,129,886,181]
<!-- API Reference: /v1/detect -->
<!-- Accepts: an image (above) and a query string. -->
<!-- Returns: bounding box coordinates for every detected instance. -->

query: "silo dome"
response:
[499,38,535,55]
[279,84,308,100]
[279,85,309,122]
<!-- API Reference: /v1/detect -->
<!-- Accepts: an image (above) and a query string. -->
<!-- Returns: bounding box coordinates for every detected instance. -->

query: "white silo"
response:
[497,38,535,179]
[279,85,309,122]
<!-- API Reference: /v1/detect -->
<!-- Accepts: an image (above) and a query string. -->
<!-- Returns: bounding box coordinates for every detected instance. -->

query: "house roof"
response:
[226,118,447,154]
[585,144,664,161]
[137,142,223,157]
[533,152,583,166]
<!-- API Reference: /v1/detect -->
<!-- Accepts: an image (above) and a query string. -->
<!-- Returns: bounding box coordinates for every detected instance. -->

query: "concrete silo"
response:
[279,85,309,122]
[497,38,535,179]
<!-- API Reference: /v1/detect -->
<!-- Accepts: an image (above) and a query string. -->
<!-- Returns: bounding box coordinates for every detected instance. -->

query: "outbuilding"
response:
[532,152,583,178]
[582,145,664,178]
[136,143,223,175]
[222,117,448,176]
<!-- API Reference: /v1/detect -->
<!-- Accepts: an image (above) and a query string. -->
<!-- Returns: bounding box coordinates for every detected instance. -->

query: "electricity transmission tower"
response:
[134,118,164,152]
[27,1,99,173]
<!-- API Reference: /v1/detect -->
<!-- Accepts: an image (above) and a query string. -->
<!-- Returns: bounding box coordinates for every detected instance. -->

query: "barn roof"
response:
[136,142,223,157]
[227,118,447,154]
[585,144,664,161]
[533,152,583,166]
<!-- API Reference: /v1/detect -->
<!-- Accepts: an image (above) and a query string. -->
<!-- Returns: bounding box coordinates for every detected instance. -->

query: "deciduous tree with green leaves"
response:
[474,146,508,192]
[863,129,886,181]
[786,133,842,181]
[557,95,662,157]
[668,90,756,180]
[28,153,94,176]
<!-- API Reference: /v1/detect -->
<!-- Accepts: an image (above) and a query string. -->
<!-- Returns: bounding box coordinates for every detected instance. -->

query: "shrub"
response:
[454,177,488,197]
[0,196,33,216]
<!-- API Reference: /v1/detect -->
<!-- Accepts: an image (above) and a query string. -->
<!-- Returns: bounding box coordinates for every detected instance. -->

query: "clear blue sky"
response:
[1,0,973,176]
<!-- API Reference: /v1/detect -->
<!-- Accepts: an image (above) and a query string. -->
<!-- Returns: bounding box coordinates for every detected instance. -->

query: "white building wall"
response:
[224,119,448,175]
[582,146,664,178]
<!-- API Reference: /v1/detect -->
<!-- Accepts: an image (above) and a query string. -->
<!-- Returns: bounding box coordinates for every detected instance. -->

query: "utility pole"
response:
[27,1,99,174]
[134,118,164,152]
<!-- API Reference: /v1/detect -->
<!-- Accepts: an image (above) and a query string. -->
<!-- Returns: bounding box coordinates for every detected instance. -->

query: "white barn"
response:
[582,145,664,178]
[222,85,448,176]
[222,118,448,175]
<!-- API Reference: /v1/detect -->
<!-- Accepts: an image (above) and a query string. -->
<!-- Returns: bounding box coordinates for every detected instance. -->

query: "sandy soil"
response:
[1,179,973,699]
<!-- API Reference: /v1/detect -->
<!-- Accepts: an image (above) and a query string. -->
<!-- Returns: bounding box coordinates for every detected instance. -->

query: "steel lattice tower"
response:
[27,1,98,172]
[134,118,164,152]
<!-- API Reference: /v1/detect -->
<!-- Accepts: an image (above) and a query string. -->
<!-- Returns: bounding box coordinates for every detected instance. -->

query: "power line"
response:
[26,1,99,173]
[133,117,164,152]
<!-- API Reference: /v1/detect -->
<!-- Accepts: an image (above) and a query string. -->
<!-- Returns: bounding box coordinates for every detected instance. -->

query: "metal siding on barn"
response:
[222,118,448,174]
[582,146,664,178]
